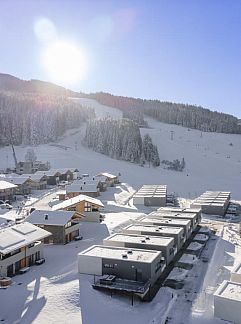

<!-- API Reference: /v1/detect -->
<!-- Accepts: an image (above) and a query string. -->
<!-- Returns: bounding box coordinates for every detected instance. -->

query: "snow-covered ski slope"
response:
[0,97,240,199]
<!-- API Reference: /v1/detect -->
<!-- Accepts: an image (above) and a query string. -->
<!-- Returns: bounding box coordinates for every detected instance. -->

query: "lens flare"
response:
[43,40,88,85]
[34,17,57,42]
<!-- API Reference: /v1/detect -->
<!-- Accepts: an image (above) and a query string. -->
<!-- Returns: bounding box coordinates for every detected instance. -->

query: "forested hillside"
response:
[84,118,160,166]
[88,92,241,134]
[0,92,94,146]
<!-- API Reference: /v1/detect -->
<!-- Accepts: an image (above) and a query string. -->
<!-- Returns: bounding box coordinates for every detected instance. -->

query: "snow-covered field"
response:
[1,98,240,199]
[0,98,241,323]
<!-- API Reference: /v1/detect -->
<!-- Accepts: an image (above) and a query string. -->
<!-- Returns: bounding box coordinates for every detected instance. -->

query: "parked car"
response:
[74,235,83,241]
[0,203,12,210]
[19,267,30,274]
[35,258,45,265]
[4,200,11,205]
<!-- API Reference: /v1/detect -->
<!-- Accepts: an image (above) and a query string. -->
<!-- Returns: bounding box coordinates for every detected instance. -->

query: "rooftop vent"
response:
[158,226,163,230]
[155,229,159,232]
[127,249,133,254]
[145,236,150,240]
[45,214,48,220]
[141,239,146,243]
[122,253,128,258]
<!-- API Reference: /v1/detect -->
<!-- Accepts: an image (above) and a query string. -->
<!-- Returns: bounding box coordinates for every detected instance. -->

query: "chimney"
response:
[45,214,48,220]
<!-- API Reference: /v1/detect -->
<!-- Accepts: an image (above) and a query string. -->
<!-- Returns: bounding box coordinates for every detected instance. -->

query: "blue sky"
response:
[0,0,241,117]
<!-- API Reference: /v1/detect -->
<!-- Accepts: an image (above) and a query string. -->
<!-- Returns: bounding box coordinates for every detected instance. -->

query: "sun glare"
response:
[43,40,88,85]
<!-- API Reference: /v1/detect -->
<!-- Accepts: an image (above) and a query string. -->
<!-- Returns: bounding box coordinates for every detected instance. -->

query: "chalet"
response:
[0,222,51,277]
[25,173,47,190]
[35,170,61,185]
[57,168,75,182]
[0,180,17,202]
[95,172,120,187]
[26,210,80,244]
[0,176,32,196]
[59,182,100,200]
[52,194,104,222]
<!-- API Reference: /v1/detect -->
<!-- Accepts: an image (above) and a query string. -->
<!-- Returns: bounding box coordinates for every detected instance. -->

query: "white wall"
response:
[214,294,241,324]
[231,272,241,284]
[133,196,144,205]
[78,254,102,275]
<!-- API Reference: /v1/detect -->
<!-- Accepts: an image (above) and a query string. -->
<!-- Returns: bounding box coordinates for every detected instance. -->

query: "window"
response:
[103,263,114,268]
[84,202,92,212]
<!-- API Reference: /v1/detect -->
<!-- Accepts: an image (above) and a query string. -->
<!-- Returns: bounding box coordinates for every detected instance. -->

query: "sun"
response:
[43,40,87,85]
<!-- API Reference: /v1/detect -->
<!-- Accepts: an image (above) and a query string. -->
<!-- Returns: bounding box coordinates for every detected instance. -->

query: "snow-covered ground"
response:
[0,98,241,199]
[0,98,241,323]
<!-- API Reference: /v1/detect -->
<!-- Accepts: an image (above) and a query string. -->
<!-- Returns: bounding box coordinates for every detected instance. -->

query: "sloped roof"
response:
[52,194,104,211]
[0,180,18,190]
[96,172,117,179]
[66,184,98,193]
[0,222,51,254]
[24,174,47,182]
[26,210,75,226]
[0,176,31,185]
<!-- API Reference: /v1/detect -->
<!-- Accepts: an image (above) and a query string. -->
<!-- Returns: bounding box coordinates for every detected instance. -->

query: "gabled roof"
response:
[52,194,104,211]
[0,180,18,190]
[35,170,61,177]
[0,176,31,185]
[35,168,78,177]
[24,173,47,182]
[0,222,51,255]
[26,210,75,226]
[66,183,98,193]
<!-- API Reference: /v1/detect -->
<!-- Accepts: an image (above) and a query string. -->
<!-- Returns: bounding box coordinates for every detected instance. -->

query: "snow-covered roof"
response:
[24,174,47,181]
[66,184,98,194]
[158,206,201,215]
[123,224,184,235]
[193,234,209,242]
[166,267,188,281]
[73,179,99,186]
[26,210,76,226]
[104,233,174,247]
[178,254,197,265]
[0,180,17,190]
[214,280,241,301]
[52,194,104,210]
[150,211,198,221]
[35,168,78,177]
[186,242,204,251]
[0,176,30,185]
[35,170,60,177]
[0,222,51,255]
[141,216,191,227]
[133,185,167,198]
[191,191,230,208]
[96,172,117,179]
[79,245,161,263]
